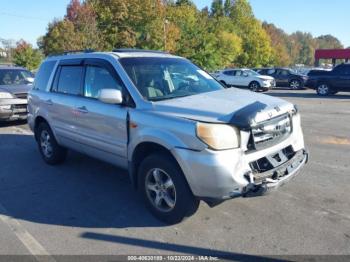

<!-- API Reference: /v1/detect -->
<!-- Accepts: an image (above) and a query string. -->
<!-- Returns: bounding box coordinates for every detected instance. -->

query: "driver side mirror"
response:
[98,89,123,104]
[25,77,34,84]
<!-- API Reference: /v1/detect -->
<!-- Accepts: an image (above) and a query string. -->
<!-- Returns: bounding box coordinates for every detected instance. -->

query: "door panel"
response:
[336,66,350,90]
[73,60,129,168]
[74,98,128,167]
[48,63,84,149]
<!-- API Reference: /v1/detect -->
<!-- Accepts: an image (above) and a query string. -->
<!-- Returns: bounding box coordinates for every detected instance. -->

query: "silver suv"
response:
[28,50,308,224]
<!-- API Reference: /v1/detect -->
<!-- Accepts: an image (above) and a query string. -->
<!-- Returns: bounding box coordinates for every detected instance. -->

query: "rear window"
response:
[33,61,56,91]
[57,66,83,95]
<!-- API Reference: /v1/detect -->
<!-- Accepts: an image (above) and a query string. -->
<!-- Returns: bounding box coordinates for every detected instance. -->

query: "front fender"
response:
[128,127,191,161]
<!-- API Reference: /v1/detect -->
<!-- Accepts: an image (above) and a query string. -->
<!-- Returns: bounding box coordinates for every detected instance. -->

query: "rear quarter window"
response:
[33,61,56,91]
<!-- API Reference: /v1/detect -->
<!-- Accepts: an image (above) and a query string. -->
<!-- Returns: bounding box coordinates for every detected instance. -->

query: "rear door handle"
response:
[44,99,53,105]
[76,106,89,114]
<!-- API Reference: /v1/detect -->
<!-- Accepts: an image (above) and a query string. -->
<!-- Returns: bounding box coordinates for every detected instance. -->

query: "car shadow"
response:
[267,91,350,99]
[0,134,288,260]
[0,133,164,229]
[0,120,27,128]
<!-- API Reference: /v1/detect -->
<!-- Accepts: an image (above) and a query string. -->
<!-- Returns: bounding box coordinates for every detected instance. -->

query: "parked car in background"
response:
[28,50,308,224]
[214,68,275,92]
[255,68,308,89]
[307,63,350,95]
[0,65,34,121]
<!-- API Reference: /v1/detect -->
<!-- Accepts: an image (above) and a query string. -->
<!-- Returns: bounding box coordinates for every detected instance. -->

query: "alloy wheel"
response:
[290,80,300,89]
[145,168,176,213]
[250,83,259,92]
[40,130,53,158]
[317,84,329,95]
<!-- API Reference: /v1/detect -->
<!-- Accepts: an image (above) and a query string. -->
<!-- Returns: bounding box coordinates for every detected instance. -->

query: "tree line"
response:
[1,0,345,71]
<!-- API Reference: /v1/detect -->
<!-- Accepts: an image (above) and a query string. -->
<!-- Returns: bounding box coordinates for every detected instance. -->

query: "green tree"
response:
[211,0,224,17]
[263,22,292,66]
[88,0,167,50]
[228,0,274,67]
[290,31,316,65]
[39,0,101,55]
[315,35,343,49]
[13,40,43,71]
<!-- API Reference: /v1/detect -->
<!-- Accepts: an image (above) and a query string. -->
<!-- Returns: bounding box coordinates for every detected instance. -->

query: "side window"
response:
[84,66,123,99]
[56,66,83,95]
[267,69,275,75]
[223,70,234,76]
[235,70,242,76]
[33,61,56,91]
[281,70,289,76]
[337,65,350,75]
[344,65,350,75]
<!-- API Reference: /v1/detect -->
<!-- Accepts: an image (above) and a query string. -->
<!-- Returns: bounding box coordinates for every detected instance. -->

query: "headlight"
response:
[196,122,240,150]
[0,92,14,99]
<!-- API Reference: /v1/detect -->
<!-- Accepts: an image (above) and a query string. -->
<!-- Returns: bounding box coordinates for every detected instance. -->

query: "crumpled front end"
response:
[172,111,308,205]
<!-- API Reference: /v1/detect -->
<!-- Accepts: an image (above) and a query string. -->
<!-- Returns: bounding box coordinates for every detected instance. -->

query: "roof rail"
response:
[112,48,168,54]
[48,49,95,57]
[0,63,17,67]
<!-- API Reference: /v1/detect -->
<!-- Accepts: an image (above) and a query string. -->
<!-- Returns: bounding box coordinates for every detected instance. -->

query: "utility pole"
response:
[163,19,169,51]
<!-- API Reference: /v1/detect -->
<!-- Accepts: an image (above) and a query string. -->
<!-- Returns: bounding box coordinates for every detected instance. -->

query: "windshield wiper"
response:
[150,93,193,102]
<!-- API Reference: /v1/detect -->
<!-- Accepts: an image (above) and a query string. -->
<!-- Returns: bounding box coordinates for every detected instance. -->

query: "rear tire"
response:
[316,83,331,96]
[138,153,199,224]
[36,122,67,165]
[249,81,260,92]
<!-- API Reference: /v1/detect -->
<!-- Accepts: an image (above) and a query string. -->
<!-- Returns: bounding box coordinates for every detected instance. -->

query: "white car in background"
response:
[215,69,276,92]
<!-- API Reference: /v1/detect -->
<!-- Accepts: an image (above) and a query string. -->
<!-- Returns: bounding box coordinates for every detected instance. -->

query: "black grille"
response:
[15,93,28,99]
[12,104,28,115]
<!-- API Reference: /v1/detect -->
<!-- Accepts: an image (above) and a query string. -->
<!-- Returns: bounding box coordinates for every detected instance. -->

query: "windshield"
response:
[119,57,224,101]
[0,69,34,86]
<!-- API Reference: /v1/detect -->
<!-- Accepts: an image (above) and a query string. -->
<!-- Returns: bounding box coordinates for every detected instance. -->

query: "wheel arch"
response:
[249,80,260,86]
[34,116,50,141]
[129,142,181,190]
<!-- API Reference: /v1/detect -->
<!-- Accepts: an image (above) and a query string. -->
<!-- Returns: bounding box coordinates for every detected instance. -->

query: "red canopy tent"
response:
[315,49,350,66]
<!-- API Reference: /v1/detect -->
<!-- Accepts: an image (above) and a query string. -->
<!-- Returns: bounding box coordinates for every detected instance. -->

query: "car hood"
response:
[153,88,294,128]
[257,75,274,81]
[0,84,32,95]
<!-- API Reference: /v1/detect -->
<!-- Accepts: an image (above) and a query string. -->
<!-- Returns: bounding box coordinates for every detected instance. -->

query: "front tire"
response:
[138,154,199,224]
[290,79,301,89]
[249,81,260,92]
[316,83,331,96]
[36,122,67,165]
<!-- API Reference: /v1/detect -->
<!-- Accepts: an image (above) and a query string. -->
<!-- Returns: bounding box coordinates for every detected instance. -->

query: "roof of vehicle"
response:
[46,49,181,60]
[256,67,292,70]
[0,64,27,70]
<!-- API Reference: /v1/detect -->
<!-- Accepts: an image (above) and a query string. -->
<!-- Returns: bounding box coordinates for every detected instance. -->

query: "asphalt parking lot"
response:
[0,89,349,259]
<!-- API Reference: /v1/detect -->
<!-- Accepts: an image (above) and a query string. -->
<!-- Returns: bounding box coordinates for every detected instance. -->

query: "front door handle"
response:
[76,106,89,114]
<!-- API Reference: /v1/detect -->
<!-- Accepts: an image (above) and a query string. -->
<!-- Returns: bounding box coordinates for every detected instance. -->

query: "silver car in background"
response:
[28,50,308,224]
[214,68,276,91]
[0,65,33,121]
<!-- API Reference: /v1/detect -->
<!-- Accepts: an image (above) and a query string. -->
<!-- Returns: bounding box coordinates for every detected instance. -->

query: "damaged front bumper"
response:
[0,98,28,121]
[242,149,309,197]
